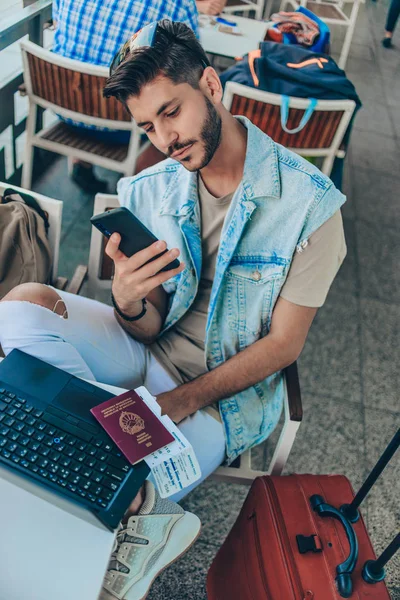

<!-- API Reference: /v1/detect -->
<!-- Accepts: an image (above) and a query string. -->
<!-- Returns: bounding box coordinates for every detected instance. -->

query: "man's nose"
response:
[157,125,178,152]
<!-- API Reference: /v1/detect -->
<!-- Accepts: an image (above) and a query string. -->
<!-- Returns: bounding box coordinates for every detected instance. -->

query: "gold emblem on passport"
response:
[119,411,145,436]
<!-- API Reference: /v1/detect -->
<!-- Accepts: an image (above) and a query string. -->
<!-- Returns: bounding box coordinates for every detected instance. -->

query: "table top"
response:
[199,15,269,59]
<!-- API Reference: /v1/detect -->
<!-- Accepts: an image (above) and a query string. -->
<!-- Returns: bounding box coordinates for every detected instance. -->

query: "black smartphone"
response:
[90,207,180,272]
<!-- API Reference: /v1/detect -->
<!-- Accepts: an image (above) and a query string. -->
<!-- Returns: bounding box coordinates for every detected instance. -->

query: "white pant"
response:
[0,290,226,502]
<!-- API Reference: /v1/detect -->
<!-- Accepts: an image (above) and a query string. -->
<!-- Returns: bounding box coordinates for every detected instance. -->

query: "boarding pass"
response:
[135,386,201,498]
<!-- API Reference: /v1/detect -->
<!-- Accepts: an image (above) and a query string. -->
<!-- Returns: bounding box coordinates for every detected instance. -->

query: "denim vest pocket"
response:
[226,258,286,346]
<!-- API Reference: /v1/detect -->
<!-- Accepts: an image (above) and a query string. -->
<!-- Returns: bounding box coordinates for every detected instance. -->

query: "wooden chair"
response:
[278,0,363,69]
[88,193,303,482]
[223,0,265,21]
[19,40,147,190]
[0,181,87,295]
[223,81,356,176]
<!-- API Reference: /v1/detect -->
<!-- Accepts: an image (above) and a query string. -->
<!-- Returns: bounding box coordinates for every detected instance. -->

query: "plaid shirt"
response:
[52,0,199,132]
[52,0,199,67]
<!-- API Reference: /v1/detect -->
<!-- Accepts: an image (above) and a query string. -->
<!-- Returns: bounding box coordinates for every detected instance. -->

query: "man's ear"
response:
[199,67,223,104]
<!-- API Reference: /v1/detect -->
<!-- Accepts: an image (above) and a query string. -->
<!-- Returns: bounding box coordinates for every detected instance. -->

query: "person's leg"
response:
[139,352,226,501]
[145,405,226,502]
[0,283,227,485]
[100,478,202,600]
[170,409,225,502]
[0,281,227,468]
[0,283,152,387]
[383,0,400,46]
[81,350,224,599]
[101,408,225,599]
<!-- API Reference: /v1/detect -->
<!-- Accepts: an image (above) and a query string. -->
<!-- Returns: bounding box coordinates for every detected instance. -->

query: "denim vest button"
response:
[252,270,261,281]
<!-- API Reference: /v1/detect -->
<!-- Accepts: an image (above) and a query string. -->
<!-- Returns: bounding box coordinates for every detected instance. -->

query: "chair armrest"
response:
[283,361,303,423]
[54,277,68,291]
[66,265,88,295]
[267,361,303,476]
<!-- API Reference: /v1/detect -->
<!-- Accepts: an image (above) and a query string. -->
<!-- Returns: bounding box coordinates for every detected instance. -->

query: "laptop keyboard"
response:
[0,387,130,509]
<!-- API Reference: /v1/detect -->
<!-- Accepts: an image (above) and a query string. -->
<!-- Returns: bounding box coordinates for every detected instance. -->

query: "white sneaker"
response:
[99,480,201,600]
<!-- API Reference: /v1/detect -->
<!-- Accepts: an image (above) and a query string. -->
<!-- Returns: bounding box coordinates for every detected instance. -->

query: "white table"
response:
[0,379,128,600]
[199,15,269,59]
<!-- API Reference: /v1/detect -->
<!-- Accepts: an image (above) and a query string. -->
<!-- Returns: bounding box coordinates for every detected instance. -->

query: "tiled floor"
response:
[31,0,400,597]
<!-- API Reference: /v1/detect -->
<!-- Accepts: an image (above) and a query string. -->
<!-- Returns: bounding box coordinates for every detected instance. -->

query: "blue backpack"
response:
[220,42,361,187]
[220,42,361,108]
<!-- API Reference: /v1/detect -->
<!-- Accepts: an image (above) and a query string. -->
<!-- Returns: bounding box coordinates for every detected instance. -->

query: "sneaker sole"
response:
[125,511,201,600]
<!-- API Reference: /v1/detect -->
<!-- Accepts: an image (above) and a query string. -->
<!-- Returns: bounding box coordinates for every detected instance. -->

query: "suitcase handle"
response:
[310,494,358,598]
[342,428,399,523]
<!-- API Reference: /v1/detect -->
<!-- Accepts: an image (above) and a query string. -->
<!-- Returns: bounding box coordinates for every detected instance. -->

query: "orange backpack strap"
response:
[248,49,261,87]
[287,57,328,69]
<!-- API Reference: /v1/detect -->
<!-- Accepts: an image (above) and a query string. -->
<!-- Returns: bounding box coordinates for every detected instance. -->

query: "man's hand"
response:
[105,233,185,344]
[106,233,184,316]
[156,388,194,424]
[154,297,318,418]
[196,0,227,15]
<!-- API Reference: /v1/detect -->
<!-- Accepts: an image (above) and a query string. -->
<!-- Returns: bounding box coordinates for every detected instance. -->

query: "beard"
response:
[167,96,222,171]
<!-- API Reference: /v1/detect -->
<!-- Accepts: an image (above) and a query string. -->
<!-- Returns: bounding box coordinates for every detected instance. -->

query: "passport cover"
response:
[90,390,174,465]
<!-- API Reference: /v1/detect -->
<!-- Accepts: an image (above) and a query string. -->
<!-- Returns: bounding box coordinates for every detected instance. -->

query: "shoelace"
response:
[108,520,149,574]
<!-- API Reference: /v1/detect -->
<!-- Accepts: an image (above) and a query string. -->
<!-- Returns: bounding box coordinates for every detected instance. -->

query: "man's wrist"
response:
[111,293,147,321]
[175,380,200,414]
[111,291,142,314]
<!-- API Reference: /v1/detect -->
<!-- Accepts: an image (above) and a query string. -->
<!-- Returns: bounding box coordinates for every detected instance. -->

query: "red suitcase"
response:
[207,430,400,600]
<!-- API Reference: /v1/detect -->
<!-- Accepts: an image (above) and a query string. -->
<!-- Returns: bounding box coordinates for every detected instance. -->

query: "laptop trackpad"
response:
[53,379,112,422]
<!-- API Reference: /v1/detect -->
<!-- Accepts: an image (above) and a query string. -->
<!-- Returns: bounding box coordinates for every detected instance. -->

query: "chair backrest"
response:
[223,81,356,175]
[224,0,265,19]
[0,182,62,283]
[20,40,133,131]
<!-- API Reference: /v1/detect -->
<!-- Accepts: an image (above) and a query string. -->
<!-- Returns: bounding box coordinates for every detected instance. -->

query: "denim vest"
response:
[118,117,346,464]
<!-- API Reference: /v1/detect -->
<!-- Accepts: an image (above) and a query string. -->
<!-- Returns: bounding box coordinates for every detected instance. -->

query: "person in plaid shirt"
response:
[52,0,199,192]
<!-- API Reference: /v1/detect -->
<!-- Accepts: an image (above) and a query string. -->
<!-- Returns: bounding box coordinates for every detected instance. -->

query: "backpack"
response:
[0,188,53,299]
[220,42,361,109]
[220,42,362,187]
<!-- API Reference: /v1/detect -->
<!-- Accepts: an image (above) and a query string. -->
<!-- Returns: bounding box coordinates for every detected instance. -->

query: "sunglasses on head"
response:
[109,21,209,76]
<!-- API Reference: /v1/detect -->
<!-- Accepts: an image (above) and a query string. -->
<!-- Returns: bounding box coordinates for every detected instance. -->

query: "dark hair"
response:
[103,20,210,105]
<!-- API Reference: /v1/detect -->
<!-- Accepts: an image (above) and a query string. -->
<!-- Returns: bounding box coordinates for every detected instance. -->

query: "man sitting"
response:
[0,20,346,600]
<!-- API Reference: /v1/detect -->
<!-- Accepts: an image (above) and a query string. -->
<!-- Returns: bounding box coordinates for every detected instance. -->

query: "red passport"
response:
[90,390,174,465]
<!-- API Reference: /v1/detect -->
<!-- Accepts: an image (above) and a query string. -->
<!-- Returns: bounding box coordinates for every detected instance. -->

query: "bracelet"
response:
[111,293,147,322]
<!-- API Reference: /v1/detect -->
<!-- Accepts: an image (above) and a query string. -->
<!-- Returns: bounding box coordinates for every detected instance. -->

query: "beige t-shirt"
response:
[149,177,346,417]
